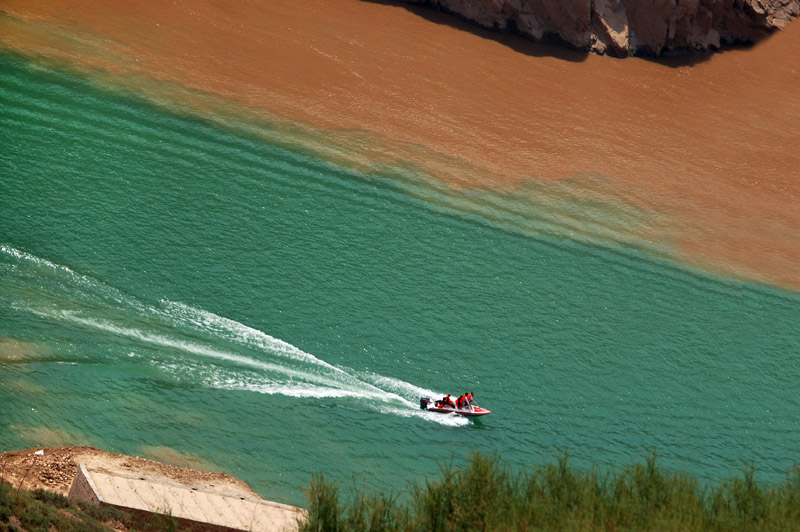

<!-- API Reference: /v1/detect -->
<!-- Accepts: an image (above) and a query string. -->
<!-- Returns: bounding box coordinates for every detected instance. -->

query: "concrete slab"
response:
[70,464,304,532]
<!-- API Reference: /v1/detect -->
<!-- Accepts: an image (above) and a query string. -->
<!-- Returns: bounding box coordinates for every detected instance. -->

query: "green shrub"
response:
[0,480,136,532]
[302,452,800,532]
[304,473,344,532]
[343,483,402,532]
[31,488,70,509]
[412,455,518,532]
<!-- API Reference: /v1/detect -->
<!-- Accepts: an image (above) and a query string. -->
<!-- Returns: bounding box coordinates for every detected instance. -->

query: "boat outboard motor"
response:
[420,397,430,410]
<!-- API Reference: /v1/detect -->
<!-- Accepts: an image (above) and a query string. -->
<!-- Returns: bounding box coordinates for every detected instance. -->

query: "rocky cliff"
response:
[401,0,800,56]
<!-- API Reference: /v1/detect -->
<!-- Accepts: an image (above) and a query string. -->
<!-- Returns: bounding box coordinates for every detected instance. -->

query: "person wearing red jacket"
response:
[439,394,455,408]
[457,394,468,409]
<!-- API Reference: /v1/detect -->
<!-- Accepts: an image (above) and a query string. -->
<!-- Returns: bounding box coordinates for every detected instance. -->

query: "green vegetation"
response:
[4,452,800,532]
[0,480,178,532]
[300,452,800,532]
[0,481,125,532]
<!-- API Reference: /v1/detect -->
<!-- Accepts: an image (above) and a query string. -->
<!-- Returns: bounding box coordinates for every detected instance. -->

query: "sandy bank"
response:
[0,446,305,531]
[0,446,257,498]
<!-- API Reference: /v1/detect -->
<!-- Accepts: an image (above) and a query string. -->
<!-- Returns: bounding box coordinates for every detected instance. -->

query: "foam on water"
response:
[1,244,463,425]
[160,301,348,373]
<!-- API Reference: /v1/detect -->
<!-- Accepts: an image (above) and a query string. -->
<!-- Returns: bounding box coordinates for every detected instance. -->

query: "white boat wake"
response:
[0,244,469,426]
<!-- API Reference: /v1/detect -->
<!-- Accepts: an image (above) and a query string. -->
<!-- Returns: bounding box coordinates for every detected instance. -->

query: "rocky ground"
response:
[402,0,800,55]
[0,446,258,499]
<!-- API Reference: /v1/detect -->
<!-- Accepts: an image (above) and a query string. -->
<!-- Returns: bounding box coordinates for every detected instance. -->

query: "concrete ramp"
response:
[69,464,304,532]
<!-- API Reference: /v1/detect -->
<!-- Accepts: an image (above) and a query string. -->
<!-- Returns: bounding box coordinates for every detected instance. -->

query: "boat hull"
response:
[426,405,491,417]
[420,397,491,416]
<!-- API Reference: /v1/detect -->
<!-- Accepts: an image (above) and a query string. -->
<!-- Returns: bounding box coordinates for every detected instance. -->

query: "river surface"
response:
[1,1,799,507]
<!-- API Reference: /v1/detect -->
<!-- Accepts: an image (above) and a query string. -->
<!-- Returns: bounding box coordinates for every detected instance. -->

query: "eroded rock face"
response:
[402,0,800,55]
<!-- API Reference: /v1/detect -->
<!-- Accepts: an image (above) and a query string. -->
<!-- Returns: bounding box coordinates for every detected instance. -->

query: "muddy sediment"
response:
[0,0,798,288]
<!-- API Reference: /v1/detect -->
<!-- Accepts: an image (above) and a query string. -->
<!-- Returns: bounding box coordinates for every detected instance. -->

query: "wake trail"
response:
[0,244,468,425]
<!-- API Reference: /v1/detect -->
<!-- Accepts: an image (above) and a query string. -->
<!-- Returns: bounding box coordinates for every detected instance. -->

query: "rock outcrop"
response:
[401,0,800,56]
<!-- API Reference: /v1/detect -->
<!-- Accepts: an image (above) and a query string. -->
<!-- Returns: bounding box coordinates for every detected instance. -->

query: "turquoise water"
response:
[1,53,799,505]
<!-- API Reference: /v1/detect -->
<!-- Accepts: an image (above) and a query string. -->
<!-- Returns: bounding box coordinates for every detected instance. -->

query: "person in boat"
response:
[457,393,468,409]
[439,394,455,408]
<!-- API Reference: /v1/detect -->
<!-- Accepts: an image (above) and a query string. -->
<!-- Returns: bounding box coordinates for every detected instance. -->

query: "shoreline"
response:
[0,446,260,499]
[0,446,305,531]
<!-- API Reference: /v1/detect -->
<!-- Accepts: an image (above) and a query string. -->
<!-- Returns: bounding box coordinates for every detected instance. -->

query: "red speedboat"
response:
[420,397,491,417]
